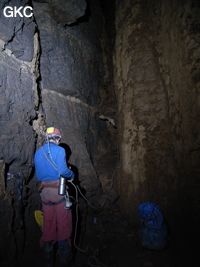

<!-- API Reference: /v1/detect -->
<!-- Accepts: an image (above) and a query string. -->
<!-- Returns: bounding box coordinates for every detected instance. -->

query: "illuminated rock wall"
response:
[0,0,200,265]
[114,0,200,230]
[0,0,117,264]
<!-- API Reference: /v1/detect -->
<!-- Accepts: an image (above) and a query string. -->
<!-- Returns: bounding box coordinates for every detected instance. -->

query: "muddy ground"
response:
[9,213,198,267]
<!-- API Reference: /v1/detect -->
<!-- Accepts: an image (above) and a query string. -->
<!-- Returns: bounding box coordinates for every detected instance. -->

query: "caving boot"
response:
[43,241,54,267]
[57,239,72,266]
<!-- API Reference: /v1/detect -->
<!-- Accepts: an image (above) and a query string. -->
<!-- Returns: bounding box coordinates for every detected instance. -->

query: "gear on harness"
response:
[58,176,66,195]
[7,172,24,229]
[34,210,43,231]
[65,190,72,209]
[34,192,73,230]
[42,197,66,206]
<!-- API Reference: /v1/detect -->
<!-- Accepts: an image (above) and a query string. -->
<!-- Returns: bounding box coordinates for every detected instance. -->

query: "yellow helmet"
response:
[46,127,61,136]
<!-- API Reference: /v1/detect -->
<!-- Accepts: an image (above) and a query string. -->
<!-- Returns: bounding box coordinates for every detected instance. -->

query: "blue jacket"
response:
[34,142,74,181]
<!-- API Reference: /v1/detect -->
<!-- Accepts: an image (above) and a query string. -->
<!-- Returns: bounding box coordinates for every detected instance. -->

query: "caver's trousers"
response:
[40,199,72,247]
[39,182,73,247]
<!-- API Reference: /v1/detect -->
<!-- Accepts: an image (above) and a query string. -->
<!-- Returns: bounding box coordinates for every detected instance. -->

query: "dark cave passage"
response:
[0,0,200,266]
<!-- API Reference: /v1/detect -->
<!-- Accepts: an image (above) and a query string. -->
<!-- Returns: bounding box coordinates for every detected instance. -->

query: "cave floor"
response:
[71,228,197,267]
[13,218,198,267]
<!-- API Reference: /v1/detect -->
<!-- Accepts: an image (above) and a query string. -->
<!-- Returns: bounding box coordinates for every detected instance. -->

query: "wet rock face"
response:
[0,0,38,175]
[0,0,200,264]
[114,0,200,227]
[0,0,39,263]
[33,0,87,26]
[32,0,111,195]
[0,0,117,263]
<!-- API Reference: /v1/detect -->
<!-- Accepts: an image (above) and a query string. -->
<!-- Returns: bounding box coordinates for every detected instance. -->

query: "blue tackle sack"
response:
[138,202,169,250]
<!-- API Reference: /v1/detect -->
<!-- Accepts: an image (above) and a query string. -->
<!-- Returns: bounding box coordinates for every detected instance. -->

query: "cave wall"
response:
[32,0,118,207]
[0,0,117,264]
[0,0,39,262]
[0,0,200,264]
[33,0,103,197]
[114,0,200,231]
[0,0,39,177]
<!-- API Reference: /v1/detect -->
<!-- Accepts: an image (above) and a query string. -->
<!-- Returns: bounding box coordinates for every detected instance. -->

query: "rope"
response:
[69,181,107,267]
[66,142,120,266]
[74,143,120,210]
